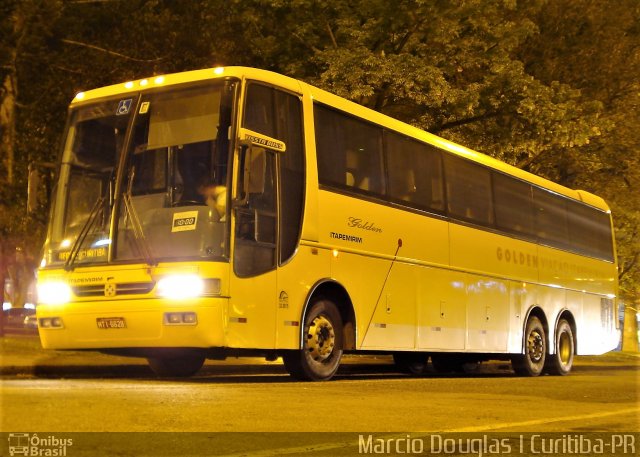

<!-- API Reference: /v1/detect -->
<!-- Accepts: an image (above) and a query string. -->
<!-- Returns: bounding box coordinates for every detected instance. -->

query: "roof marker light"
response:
[213,67,224,75]
[124,81,134,89]
[140,79,149,87]
[75,92,85,101]
[154,76,165,84]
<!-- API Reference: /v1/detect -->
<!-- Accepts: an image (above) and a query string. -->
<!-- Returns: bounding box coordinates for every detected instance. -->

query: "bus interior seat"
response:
[391,169,416,202]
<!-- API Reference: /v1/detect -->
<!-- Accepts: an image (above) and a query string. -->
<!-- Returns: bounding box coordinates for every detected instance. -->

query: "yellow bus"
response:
[36,67,619,380]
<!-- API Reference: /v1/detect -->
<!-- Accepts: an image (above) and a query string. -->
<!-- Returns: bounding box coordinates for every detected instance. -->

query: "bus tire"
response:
[511,316,546,377]
[544,319,574,376]
[147,353,205,377]
[282,298,343,381]
[393,352,429,375]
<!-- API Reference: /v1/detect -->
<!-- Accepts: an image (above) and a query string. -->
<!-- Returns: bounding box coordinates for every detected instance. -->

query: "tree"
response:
[1,0,63,309]
[235,0,604,161]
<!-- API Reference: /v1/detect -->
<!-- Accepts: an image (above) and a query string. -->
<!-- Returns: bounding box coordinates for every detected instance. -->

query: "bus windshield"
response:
[43,81,236,268]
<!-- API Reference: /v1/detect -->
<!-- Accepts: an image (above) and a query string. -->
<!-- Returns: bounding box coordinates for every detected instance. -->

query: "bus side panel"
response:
[416,267,466,350]
[316,191,449,267]
[328,250,389,349]
[465,274,510,352]
[536,245,618,355]
[578,293,619,355]
[506,282,532,354]
[537,245,616,296]
[275,244,332,349]
[316,190,450,350]
[357,261,417,349]
[448,223,539,285]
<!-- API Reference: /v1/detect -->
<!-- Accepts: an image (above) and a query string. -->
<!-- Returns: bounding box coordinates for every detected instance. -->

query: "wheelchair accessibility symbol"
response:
[116,99,132,115]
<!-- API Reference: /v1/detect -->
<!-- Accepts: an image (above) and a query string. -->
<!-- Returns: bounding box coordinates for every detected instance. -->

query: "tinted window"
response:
[534,187,569,248]
[131,148,167,196]
[568,200,614,261]
[244,84,276,138]
[493,173,534,238]
[242,83,305,267]
[385,132,444,212]
[315,105,385,196]
[274,90,304,264]
[444,155,493,225]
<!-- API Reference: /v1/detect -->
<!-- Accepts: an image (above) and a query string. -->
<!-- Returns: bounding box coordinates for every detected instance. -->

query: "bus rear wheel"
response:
[147,352,205,377]
[512,316,546,377]
[545,319,574,376]
[283,298,343,381]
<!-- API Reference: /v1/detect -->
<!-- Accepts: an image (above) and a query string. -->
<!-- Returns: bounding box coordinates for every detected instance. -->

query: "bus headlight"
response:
[37,281,72,305]
[157,274,204,299]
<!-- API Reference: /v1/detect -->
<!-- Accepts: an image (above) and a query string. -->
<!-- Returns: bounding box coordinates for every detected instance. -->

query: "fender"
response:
[551,308,576,355]
[296,278,354,349]
[520,305,550,354]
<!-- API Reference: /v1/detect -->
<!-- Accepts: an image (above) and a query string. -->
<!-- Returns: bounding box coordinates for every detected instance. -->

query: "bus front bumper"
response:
[36,297,228,350]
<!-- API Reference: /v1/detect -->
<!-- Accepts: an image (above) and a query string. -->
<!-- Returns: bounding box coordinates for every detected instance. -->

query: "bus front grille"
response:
[72,282,155,298]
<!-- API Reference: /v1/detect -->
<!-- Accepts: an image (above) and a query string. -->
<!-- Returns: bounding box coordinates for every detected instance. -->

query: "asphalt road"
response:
[1,336,638,456]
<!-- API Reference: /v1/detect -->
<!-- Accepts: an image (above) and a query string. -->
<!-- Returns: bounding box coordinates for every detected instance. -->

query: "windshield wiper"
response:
[122,192,157,266]
[64,196,106,271]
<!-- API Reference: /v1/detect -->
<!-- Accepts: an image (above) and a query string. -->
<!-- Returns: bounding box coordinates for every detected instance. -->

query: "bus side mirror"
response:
[236,146,267,206]
[235,128,285,207]
[247,146,267,195]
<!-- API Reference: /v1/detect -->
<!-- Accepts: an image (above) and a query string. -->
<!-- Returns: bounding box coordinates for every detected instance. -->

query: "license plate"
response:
[96,317,127,329]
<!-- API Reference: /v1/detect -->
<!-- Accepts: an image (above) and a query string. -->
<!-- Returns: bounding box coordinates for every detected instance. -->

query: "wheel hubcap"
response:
[558,331,572,366]
[306,315,335,362]
[527,331,544,362]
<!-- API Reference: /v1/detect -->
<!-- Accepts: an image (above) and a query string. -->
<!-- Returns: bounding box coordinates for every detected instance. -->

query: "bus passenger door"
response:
[228,148,278,349]
[227,81,305,351]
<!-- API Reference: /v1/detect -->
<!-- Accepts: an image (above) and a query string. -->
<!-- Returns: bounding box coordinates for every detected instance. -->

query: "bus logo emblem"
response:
[104,282,117,297]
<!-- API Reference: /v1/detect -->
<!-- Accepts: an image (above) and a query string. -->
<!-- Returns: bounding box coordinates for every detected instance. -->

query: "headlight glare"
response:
[157,274,204,299]
[37,281,72,305]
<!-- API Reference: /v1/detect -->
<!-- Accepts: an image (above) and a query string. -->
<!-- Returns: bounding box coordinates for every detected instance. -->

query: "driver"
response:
[198,183,227,221]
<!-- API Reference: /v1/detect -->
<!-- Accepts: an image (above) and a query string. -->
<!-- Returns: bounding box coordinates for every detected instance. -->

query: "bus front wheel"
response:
[283,298,344,381]
[511,316,546,377]
[147,352,205,377]
[544,319,574,376]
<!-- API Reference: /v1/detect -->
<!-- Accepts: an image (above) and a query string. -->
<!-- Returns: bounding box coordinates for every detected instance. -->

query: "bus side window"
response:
[493,172,534,239]
[385,131,444,212]
[345,148,372,191]
[567,200,614,261]
[534,187,569,249]
[444,155,493,225]
[314,104,384,196]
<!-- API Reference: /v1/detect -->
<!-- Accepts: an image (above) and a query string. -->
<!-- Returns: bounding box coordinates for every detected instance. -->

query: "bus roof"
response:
[70,66,610,212]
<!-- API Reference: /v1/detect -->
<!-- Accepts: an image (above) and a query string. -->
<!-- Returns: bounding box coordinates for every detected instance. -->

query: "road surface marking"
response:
[438,406,640,432]
[216,407,640,457]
